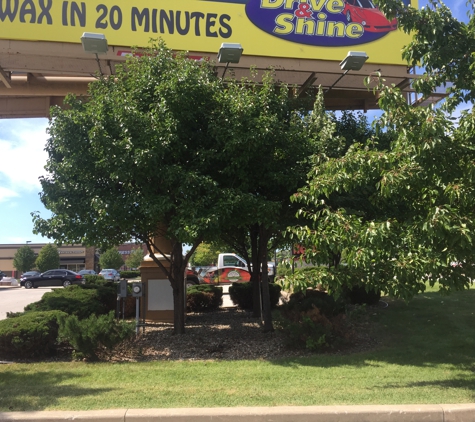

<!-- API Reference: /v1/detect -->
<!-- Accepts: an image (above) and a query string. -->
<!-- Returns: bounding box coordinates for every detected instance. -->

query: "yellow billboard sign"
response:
[0,0,416,64]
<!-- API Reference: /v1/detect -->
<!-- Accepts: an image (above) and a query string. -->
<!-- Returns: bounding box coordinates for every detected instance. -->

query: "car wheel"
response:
[63,280,71,287]
[346,10,351,22]
[24,280,33,289]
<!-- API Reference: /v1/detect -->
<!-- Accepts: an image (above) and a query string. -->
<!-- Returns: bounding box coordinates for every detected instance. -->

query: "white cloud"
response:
[0,186,19,203]
[0,119,49,195]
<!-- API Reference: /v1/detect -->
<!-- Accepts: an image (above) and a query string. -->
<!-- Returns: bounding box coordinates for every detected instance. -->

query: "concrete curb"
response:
[1,404,475,422]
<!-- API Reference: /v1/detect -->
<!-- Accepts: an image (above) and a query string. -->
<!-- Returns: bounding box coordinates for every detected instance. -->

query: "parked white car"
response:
[99,269,120,281]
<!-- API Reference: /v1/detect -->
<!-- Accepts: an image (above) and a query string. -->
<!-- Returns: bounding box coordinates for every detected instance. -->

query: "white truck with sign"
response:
[199,253,275,285]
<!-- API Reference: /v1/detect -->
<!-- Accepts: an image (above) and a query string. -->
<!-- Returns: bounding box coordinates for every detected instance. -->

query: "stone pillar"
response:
[139,230,179,322]
[85,247,97,271]
[140,253,174,322]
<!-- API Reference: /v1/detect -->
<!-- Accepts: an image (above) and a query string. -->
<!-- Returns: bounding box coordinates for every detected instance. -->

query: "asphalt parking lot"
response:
[0,286,54,319]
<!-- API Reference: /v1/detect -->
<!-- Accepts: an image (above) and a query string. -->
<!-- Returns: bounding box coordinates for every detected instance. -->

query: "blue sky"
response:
[0,118,50,244]
[0,0,471,245]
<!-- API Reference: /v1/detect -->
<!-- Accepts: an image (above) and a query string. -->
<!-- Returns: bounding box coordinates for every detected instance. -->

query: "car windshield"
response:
[356,0,376,8]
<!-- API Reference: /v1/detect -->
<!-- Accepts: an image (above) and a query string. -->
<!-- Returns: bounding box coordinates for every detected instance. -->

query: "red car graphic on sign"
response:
[344,0,397,33]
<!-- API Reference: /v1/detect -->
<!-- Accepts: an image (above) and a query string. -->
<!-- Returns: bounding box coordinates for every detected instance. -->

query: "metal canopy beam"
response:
[0,39,421,118]
[0,64,11,88]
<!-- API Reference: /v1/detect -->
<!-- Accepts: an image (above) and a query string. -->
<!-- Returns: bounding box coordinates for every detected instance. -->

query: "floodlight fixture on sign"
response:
[218,43,243,79]
[81,32,108,54]
[325,51,369,94]
[217,43,243,64]
[339,51,369,71]
[81,32,108,76]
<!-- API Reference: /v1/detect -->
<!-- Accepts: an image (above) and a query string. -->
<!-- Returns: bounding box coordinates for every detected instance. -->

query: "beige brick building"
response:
[0,244,97,278]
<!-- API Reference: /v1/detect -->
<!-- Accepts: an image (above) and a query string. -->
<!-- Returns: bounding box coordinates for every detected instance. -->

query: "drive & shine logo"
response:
[245,0,397,47]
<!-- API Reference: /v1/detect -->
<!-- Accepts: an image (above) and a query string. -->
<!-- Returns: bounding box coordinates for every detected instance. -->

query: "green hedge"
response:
[84,275,107,285]
[229,282,281,310]
[58,312,134,361]
[0,310,67,359]
[275,289,348,351]
[186,285,223,312]
[283,289,346,318]
[120,271,140,279]
[24,285,116,319]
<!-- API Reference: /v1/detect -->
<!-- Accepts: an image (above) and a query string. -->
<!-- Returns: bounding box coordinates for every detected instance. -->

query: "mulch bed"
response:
[110,305,383,362]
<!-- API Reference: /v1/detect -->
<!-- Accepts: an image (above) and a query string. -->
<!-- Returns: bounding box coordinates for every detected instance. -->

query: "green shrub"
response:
[285,289,346,318]
[229,282,281,310]
[58,311,134,361]
[0,310,67,359]
[229,282,253,309]
[84,274,107,285]
[342,285,381,306]
[276,289,348,351]
[5,312,25,319]
[120,271,140,279]
[24,285,116,319]
[274,307,347,351]
[277,262,294,278]
[78,283,118,312]
[187,285,223,312]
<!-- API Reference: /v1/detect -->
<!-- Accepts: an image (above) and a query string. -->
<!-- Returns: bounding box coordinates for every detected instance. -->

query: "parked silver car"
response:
[99,269,120,281]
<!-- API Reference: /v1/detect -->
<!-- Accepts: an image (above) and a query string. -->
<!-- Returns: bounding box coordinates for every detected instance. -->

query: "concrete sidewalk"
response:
[1,404,475,422]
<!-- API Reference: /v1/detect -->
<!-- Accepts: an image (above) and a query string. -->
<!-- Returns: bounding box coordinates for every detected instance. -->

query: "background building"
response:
[0,244,97,277]
[0,243,148,276]
[117,243,148,270]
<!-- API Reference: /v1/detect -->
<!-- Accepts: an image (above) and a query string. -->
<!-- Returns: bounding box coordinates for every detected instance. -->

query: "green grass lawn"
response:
[1,286,475,411]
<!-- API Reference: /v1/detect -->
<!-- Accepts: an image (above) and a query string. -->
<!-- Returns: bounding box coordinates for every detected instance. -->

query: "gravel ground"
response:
[112,306,382,362]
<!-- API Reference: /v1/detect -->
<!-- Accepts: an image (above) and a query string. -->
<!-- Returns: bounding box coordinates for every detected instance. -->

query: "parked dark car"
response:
[0,271,5,281]
[21,271,41,279]
[20,269,85,289]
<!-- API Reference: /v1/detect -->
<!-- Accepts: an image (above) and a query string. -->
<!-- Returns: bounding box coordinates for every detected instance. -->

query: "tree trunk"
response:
[259,225,274,333]
[330,251,341,268]
[172,280,186,335]
[146,230,202,335]
[171,242,186,335]
[250,225,261,318]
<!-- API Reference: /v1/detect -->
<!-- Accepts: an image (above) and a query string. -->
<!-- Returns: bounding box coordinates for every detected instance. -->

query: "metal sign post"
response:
[132,282,144,335]
[117,279,128,320]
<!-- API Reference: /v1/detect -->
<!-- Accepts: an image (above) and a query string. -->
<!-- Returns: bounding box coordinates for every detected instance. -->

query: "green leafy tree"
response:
[32,41,230,334]
[35,244,60,273]
[31,41,333,335]
[287,1,475,299]
[375,0,475,113]
[13,245,37,273]
[209,72,323,330]
[99,248,124,270]
[125,247,144,270]
[190,243,222,267]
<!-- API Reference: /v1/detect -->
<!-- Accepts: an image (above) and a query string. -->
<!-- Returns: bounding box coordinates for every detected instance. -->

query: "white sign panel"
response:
[147,279,173,311]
